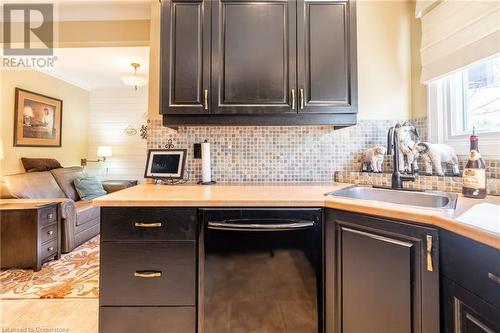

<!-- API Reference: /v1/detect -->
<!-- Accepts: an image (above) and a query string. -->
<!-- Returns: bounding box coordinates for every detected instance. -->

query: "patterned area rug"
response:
[0,236,99,299]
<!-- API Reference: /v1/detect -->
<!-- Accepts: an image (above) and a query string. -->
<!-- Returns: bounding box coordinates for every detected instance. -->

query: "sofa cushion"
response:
[74,176,107,200]
[50,167,87,201]
[4,172,67,199]
[21,158,62,173]
[75,200,100,226]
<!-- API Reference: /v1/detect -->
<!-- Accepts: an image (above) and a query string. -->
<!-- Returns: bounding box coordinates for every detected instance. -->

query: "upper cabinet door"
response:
[212,0,297,114]
[297,0,357,114]
[160,0,211,115]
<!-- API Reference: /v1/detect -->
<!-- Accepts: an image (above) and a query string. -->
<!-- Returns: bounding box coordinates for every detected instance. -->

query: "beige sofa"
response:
[3,167,100,253]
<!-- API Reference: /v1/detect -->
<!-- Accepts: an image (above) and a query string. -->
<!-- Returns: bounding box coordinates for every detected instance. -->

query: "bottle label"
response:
[463,168,486,189]
[468,149,481,161]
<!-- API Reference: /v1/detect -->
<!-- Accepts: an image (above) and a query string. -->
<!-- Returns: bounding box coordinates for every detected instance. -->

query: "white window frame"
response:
[428,77,500,158]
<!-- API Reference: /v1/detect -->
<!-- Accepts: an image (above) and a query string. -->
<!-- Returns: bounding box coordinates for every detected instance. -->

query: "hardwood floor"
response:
[0,299,98,333]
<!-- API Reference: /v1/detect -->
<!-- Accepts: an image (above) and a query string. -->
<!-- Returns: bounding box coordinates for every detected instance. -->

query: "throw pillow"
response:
[21,158,62,172]
[74,177,107,200]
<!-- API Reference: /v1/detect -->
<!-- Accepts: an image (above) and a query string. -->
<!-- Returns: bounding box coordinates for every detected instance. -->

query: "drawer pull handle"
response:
[134,222,162,228]
[47,230,54,235]
[300,88,305,110]
[47,247,54,252]
[488,272,500,285]
[47,213,54,220]
[426,234,433,272]
[134,271,162,278]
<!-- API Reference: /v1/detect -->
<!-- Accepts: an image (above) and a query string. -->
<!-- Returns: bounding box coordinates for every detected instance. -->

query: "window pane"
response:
[463,55,500,133]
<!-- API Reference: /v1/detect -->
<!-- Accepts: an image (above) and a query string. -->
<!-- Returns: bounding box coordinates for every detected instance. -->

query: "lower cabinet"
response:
[99,207,198,333]
[100,307,196,333]
[325,210,440,333]
[440,230,500,333]
[442,277,500,333]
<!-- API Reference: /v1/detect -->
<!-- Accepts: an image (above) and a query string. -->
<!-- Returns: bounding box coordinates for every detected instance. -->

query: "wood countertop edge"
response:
[93,196,500,250]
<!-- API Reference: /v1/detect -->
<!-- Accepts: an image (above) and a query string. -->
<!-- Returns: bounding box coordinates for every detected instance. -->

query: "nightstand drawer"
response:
[40,239,58,261]
[100,242,196,306]
[99,306,195,333]
[101,207,197,241]
[39,206,58,227]
[40,224,57,243]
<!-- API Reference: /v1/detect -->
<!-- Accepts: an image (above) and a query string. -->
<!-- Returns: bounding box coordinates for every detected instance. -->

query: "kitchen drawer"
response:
[99,306,196,333]
[100,242,196,306]
[101,207,197,241]
[441,230,500,308]
[38,206,57,227]
[40,239,57,261]
[40,224,57,244]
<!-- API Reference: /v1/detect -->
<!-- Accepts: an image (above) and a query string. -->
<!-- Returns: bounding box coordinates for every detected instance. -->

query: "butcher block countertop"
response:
[92,183,500,250]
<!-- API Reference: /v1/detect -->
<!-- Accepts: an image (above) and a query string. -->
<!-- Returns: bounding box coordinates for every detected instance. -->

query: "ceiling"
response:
[40,47,150,91]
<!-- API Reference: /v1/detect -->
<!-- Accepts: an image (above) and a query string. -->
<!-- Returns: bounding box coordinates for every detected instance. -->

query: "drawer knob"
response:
[134,222,162,228]
[47,247,54,251]
[134,270,162,278]
[488,272,500,285]
[47,230,54,235]
[48,213,54,219]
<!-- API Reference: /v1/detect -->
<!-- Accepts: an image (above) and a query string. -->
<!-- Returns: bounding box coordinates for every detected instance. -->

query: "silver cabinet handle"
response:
[426,234,433,272]
[208,219,314,232]
[47,213,54,220]
[488,272,500,285]
[204,89,208,110]
[134,222,162,228]
[134,271,162,278]
[300,88,305,110]
[47,247,54,252]
[291,89,296,109]
[48,230,54,235]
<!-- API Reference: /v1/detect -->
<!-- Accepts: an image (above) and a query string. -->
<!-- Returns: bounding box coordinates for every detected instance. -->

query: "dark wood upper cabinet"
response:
[325,210,440,333]
[160,0,211,115]
[297,0,357,113]
[211,0,296,114]
[160,0,358,125]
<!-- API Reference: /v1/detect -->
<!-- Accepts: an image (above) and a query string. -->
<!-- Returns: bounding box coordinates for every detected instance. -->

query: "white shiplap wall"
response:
[86,87,148,181]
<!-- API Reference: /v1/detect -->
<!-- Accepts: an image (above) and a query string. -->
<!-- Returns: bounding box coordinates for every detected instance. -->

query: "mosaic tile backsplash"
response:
[147,117,499,191]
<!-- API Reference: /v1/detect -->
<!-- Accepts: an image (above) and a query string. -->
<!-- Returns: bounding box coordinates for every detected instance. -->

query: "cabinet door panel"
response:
[325,210,439,333]
[212,0,296,114]
[297,0,357,113]
[341,227,412,333]
[161,0,210,115]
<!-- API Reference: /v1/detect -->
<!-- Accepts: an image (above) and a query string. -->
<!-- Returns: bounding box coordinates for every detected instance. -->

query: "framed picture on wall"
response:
[14,88,63,147]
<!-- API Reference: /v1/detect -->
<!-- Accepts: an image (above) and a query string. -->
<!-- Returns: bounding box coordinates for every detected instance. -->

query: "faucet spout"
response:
[387,124,416,190]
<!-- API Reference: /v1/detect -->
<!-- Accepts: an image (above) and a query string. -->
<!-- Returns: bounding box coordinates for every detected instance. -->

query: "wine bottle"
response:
[462,128,487,199]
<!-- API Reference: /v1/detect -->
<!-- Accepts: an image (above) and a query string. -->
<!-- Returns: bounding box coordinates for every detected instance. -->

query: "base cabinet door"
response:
[325,210,439,333]
[442,277,500,333]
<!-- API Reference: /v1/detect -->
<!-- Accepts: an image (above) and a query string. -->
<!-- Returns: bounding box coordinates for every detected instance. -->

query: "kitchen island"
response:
[93,183,500,333]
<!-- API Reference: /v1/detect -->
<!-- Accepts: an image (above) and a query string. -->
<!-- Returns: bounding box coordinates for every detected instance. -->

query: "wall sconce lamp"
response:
[81,146,113,167]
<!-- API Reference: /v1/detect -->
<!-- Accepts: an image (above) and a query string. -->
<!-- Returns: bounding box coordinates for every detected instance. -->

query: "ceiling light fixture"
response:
[121,62,148,91]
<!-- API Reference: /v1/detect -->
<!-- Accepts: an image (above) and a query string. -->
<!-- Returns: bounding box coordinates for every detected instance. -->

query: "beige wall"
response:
[0,70,89,176]
[148,0,415,121]
[410,1,428,119]
[357,0,412,120]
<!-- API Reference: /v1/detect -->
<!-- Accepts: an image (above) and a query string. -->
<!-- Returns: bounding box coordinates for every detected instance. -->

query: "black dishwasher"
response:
[201,208,323,333]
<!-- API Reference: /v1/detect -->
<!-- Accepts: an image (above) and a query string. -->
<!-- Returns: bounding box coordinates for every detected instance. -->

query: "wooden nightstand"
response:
[0,201,61,271]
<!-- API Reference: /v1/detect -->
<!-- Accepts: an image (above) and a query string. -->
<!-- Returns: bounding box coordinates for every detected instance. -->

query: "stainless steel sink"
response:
[326,186,457,211]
